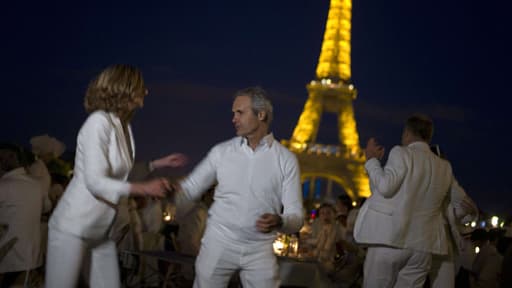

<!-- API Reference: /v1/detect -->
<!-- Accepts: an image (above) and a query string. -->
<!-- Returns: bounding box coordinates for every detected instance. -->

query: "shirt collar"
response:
[407,141,431,152]
[240,133,275,148]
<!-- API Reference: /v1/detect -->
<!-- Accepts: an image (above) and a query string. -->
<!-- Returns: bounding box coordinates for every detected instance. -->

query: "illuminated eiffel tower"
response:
[282,0,370,204]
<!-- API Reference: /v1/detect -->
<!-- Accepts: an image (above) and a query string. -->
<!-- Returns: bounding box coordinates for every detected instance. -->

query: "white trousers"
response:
[45,228,120,288]
[363,246,432,288]
[193,228,280,288]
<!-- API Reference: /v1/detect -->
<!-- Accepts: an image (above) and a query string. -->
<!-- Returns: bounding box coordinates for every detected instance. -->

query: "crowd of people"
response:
[0,135,70,287]
[1,64,511,288]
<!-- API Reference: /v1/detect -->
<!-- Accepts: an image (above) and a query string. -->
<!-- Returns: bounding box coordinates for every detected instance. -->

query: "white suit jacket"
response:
[49,111,134,240]
[0,168,44,272]
[354,141,454,255]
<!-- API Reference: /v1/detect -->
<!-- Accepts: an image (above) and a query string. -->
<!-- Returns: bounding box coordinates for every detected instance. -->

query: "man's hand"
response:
[365,137,385,160]
[256,213,282,233]
[151,153,188,169]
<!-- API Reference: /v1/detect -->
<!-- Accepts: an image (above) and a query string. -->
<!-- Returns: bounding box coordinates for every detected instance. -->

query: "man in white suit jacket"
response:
[354,114,461,288]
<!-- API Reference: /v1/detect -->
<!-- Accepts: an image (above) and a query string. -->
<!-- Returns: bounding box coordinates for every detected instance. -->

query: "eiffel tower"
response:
[282,0,370,204]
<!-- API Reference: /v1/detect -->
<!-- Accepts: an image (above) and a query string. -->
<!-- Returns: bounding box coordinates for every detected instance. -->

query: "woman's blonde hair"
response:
[84,64,146,118]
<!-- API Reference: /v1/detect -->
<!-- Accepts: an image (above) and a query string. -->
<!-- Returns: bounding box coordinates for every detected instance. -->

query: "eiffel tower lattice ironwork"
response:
[281,0,370,202]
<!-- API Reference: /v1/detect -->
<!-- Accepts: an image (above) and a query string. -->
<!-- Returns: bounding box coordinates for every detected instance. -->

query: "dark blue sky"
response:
[2,0,511,215]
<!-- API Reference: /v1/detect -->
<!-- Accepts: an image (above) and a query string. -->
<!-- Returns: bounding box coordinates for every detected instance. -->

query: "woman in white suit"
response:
[45,64,185,288]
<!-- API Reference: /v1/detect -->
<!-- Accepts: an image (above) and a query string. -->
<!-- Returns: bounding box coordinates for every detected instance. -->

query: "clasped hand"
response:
[256,213,282,233]
[138,177,172,198]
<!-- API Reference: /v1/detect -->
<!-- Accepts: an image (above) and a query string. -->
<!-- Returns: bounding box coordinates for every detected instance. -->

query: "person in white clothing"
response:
[27,158,52,214]
[0,143,45,287]
[25,151,57,272]
[45,64,186,288]
[173,86,304,288]
[429,178,478,288]
[354,114,465,288]
[309,203,345,272]
[28,135,71,210]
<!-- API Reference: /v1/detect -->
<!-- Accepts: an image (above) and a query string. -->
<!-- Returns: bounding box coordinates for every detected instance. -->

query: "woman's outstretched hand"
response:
[151,153,188,169]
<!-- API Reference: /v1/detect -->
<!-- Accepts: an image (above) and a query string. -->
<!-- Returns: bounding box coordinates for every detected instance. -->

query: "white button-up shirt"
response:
[180,134,304,244]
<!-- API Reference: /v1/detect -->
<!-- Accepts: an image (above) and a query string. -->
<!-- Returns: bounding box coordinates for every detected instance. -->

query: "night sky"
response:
[2,1,511,215]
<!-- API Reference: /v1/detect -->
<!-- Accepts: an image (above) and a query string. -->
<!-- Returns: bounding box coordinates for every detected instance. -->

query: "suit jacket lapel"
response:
[127,124,135,164]
[108,113,133,166]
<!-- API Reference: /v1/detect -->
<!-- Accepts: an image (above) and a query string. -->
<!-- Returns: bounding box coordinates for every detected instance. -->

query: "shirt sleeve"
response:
[81,113,131,205]
[278,153,304,234]
[179,147,218,201]
[364,146,407,198]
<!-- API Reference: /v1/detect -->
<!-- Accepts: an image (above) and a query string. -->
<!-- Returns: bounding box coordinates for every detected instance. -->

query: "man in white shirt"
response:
[354,114,461,288]
[174,87,304,288]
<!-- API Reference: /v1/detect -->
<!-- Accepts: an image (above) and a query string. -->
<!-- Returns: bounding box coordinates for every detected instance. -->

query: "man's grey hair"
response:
[234,86,274,125]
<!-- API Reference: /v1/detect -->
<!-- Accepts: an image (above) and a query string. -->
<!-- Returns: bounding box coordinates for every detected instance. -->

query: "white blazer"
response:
[354,141,455,255]
[49,111,134,240]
